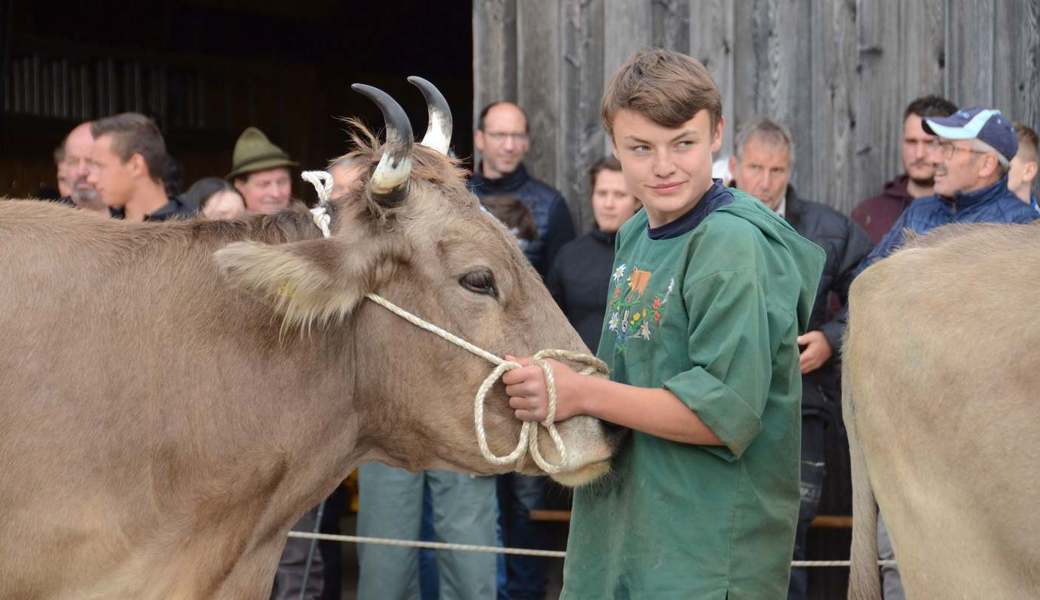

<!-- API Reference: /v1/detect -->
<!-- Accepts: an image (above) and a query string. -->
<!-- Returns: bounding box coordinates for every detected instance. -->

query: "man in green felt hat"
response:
[227,126,299,214]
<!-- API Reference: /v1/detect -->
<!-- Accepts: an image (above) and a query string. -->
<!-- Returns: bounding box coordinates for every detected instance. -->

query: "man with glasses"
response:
[858,107,1037,274]
[852,95,957,244]
[470,101,576,278]
[846,107,1036,599]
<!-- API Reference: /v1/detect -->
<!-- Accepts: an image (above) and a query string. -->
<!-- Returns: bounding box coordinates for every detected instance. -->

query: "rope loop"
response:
[302,170,334,238]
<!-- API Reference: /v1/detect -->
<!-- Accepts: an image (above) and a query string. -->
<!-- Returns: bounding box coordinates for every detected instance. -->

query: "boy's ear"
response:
[1024,160,1039,184]
[728,155,737,176]
[711,116,725,154]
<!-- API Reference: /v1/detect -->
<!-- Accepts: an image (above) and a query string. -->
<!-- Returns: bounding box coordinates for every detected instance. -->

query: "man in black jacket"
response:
[730,117,873,600]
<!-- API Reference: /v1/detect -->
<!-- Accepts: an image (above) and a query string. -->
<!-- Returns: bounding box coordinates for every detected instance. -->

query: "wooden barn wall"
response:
[474,0,1040,232]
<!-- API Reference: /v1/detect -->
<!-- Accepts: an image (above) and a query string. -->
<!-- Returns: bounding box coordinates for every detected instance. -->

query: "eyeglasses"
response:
[936,141,987,160]
[484,131,528,143]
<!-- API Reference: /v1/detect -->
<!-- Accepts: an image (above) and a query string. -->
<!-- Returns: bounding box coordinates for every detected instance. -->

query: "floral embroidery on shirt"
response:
[606,266,674,349]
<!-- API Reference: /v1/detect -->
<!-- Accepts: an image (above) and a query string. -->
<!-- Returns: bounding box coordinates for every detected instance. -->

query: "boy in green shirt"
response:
[503,49,825,598]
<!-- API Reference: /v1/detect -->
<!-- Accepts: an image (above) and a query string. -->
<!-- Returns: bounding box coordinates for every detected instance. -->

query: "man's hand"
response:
[797,330,832,374]
[501,356,583,423]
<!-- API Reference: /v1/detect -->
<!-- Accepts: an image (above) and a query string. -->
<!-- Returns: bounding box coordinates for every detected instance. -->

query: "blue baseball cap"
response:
[922,107,1018,162]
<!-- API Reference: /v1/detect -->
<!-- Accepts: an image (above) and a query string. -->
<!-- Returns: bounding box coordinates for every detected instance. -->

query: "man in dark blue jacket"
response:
[469,102,576,279]
[860,107,1037,272]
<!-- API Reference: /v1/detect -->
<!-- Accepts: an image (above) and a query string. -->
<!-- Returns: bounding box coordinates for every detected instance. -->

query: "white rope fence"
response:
[287,531,895,568]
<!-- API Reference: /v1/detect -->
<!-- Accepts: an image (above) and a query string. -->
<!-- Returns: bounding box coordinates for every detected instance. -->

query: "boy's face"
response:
[611,109,723,228]
[1007,150,1038,203]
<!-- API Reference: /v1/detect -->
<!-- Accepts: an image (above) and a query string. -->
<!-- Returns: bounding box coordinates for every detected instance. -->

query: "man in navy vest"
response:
[469,102,576,279]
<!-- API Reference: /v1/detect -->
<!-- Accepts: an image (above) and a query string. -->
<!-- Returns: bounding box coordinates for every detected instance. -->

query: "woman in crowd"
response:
[182,176,246,220]
[546,157,640,351]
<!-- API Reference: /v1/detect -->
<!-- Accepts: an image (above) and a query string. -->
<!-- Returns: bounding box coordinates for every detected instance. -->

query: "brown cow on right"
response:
[844,222,1040,599]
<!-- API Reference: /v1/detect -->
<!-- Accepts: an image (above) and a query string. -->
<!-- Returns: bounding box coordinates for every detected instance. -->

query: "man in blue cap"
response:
[847,106,1037,600]
[858,106,1037,272]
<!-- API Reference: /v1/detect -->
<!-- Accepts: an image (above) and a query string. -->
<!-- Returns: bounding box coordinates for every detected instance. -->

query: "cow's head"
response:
[215,79,619,486]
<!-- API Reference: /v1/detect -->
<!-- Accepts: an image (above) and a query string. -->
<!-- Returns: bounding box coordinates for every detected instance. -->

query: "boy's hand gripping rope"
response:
[303,171,608,473]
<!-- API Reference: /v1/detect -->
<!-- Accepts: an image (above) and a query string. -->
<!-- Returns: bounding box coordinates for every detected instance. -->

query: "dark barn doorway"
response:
[0,0,474,204]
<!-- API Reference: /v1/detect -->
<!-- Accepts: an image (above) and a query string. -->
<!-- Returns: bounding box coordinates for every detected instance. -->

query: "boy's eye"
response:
[676,140,695,149]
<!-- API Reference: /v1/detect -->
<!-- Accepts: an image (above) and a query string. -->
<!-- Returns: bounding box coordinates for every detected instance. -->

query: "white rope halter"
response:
[302,171,607,473]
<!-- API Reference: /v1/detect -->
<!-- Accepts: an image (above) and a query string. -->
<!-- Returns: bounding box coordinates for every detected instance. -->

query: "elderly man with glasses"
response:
[855,107,1038,275]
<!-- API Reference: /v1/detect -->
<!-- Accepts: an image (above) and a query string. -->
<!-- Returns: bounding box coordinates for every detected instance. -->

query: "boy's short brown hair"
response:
[601,49,722,139]
[1014,122,1038,161]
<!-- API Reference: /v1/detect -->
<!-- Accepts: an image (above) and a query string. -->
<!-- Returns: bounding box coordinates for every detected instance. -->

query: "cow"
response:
[843,222,1040,599]
[0,80,620,599]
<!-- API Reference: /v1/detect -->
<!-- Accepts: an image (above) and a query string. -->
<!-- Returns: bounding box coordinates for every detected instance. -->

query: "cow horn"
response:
[407,76,452,155]
[351,83,413,206]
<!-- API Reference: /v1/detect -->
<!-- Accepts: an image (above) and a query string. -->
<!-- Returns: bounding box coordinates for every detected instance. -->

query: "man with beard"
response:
[58,122,109,215]
[851,96,957,244]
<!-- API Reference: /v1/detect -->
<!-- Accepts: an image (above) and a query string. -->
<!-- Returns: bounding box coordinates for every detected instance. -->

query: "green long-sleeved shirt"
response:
[561,185,824,600]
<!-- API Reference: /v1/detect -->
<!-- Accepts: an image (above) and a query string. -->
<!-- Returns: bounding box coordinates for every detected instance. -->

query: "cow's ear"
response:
[214,237,397,330]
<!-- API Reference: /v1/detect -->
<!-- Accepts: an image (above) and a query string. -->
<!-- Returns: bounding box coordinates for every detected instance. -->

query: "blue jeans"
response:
[878,514,905,599]
[496,474,548,600]
[788,415,826,600]
[357,464,497,600]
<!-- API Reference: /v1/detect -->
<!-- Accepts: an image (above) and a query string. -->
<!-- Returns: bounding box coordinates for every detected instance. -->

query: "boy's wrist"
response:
[573,373,604,419]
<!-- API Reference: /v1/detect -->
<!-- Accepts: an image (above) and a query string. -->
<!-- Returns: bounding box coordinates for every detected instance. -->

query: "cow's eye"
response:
[459,269,498,298]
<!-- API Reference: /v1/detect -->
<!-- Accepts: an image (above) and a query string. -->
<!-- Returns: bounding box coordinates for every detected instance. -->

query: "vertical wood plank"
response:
[730,0,764,143]
[808,0,856,213]
[603,0,652,94]
[994,0,1040,126]
[900,0,946,101]
[944,0,993,107]
[652,0,690,52]
[731,0,814,189]
[517,0,562,187]
[472,0,518,133]
[689,0,736,158]
[560,0,607,233]
[854,0,903,203]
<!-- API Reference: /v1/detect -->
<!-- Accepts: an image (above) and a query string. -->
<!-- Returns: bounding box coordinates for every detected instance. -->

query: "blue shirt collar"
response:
[646,180,733,240]
[947,177,1010,212]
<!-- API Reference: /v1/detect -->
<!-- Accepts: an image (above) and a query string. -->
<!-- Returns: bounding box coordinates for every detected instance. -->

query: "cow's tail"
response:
[843,335,882,600]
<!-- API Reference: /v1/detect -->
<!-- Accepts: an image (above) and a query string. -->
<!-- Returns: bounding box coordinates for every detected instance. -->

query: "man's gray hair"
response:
[969,138,1010,170]
[734,117,795,165]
